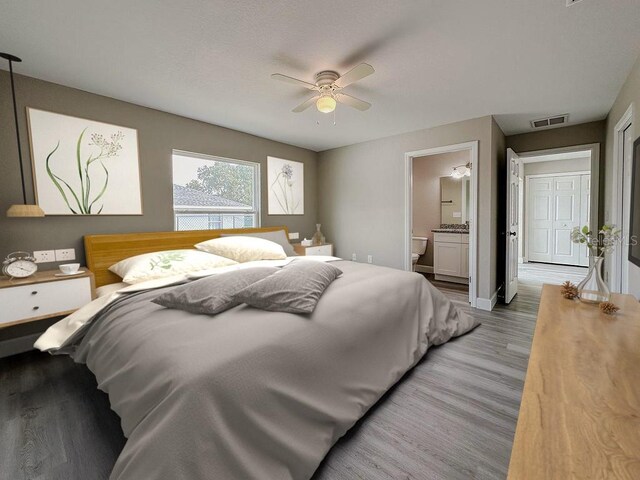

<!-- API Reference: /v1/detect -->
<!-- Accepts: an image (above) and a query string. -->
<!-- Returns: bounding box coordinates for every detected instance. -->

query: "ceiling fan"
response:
[271,63,374,114]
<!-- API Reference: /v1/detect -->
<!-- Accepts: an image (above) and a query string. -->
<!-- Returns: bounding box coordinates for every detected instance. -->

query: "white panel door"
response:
[505,149,522,304]
[527,174,590,266]
[528,177,553,263]
[551,175,581,265]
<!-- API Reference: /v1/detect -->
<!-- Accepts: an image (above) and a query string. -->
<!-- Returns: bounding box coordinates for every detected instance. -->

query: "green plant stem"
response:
[46,141,82,214]
[270,172,287,212]
[76,128,88,213]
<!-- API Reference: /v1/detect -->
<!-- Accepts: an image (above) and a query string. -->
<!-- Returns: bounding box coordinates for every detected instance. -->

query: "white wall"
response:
[318,115,502,303]
[605,53,640,299]
[523,157,591,176]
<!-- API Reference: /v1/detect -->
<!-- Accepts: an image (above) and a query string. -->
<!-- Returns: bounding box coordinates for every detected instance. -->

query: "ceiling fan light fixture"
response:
[316,95,336,113]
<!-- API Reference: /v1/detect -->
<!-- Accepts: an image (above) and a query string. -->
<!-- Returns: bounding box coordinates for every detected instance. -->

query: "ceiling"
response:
[1,0,639,152]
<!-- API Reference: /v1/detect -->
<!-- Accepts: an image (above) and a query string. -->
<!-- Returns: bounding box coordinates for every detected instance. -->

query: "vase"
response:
[577,256,610,304]
[312,224,325,246]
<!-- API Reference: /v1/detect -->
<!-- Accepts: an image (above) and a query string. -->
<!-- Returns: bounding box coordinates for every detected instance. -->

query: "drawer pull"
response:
[31,291,38,295]
[32,306,40,311]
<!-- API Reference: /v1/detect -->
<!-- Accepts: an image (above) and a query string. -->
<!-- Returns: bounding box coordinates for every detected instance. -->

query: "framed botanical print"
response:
[27,108,142,215]
[267,156,304,215]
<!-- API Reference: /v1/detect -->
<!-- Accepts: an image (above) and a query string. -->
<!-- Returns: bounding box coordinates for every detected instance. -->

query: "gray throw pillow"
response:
[152,267,279,315]
[220,230,297,257]
[233,260,342,314]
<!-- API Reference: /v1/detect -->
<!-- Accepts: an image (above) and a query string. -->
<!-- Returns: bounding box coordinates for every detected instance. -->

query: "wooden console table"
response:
[507,285,640,479]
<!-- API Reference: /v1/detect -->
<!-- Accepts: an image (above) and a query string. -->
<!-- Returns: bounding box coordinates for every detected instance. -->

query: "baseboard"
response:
[414,265,433,274]
[476,290,498,312]
[0,333,40,359]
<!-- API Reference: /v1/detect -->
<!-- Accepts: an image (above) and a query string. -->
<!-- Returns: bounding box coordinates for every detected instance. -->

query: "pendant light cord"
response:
[8,58,27,204]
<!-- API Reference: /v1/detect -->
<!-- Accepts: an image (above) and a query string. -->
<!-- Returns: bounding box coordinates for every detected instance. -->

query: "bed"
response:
[35,227,478,480]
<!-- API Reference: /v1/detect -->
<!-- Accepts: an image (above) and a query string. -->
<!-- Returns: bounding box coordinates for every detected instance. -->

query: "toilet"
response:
[411,236,428,271]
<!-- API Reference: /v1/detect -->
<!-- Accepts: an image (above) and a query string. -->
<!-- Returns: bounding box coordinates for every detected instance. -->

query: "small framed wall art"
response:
[267,156,304,215]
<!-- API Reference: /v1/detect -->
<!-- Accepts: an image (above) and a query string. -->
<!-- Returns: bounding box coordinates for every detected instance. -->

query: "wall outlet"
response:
[351,253,357,261]
[55,248,76,261]
[33,250,56,263]
[367,255,373,264]
[288,232,299,240]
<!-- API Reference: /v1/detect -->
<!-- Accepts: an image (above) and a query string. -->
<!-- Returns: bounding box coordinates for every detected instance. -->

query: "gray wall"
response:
[0,71,319,266]
[318,115,502,302]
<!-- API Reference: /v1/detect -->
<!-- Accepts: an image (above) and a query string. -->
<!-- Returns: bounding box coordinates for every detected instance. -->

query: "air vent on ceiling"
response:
[530,114,569,129]
[566,0,585,6]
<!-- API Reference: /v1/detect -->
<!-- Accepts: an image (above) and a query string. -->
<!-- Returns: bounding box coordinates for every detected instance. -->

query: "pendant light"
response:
[1,52,45,217]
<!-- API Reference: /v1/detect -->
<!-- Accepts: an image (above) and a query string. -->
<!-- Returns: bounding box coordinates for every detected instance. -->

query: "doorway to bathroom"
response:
[404,142,478,307]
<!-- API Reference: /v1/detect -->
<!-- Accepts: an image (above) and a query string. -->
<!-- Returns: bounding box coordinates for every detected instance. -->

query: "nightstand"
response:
[293,243,333,256]
[0,269,95,328]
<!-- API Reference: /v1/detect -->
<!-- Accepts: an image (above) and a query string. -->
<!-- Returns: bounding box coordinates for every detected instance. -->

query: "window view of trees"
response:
[172,153,259,231]
[185,161,254,206]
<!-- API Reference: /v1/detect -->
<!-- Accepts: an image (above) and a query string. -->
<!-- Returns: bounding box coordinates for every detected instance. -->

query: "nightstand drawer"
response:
[305,244,333,256]
[0,277,92,325]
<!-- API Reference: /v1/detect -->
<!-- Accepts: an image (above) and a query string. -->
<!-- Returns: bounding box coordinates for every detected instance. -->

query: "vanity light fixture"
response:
[2,52,45,217]
[450,163,471,179]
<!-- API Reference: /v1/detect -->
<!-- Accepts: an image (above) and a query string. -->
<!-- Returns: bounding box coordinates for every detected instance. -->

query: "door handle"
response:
[509,231,517,236]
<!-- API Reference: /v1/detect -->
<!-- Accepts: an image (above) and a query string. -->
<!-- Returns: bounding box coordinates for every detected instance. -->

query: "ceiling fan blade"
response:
[292,96,319,113]
[334,63,375,88]
[271,73,317,90]
[336,93,371,111]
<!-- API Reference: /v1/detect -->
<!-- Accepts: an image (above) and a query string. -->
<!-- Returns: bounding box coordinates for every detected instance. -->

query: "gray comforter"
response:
[72,260,478,480]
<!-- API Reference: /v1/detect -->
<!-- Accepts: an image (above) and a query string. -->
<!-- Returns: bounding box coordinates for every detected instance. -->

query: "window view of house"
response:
[172,152,259,231]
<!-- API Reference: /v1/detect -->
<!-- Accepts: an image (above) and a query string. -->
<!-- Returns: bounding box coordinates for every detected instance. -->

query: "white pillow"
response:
[109,249,237,284]
[195,236,287,263]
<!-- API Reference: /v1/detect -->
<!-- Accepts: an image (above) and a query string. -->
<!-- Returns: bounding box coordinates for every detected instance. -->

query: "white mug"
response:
[59,263,80,275]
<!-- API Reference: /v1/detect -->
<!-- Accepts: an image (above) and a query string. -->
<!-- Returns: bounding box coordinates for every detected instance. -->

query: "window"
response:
[172,151,260,231]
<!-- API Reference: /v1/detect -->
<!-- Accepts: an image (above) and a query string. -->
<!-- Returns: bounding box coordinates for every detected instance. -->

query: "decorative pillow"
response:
[195,236,287,263]
[220,230,297,257]
[153,266,279,315]
[232,260,342,314]
[109,249,237,284]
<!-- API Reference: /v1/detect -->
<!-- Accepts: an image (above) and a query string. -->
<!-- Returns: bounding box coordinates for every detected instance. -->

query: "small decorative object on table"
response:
[570,224,621,304]
[2,251,38,279]
[312,223,325,246]
[599,301,620,315]
[561,281,579,299]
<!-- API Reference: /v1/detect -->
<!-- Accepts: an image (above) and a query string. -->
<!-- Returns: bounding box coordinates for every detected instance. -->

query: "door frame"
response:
[524,170,591,266]
[404,141,479,308]
[611,104,633,293]
[517,143,600,266]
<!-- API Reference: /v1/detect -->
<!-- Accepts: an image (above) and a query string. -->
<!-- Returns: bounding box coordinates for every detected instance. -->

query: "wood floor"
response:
[518,261,587,286]
[0,281,541,480]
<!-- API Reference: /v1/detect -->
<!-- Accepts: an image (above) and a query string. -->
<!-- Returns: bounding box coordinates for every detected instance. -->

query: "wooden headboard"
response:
[85,226,290,287]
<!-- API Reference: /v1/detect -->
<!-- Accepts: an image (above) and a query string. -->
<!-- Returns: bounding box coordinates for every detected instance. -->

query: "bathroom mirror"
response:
[440,176,470,225]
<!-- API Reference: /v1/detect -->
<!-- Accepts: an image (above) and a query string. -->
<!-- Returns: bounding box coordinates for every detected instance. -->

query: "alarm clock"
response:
[2,251,38,279]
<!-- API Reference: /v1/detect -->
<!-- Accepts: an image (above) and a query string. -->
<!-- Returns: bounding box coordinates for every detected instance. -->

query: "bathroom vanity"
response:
[433,229,469,284]
[432,174,470,284]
